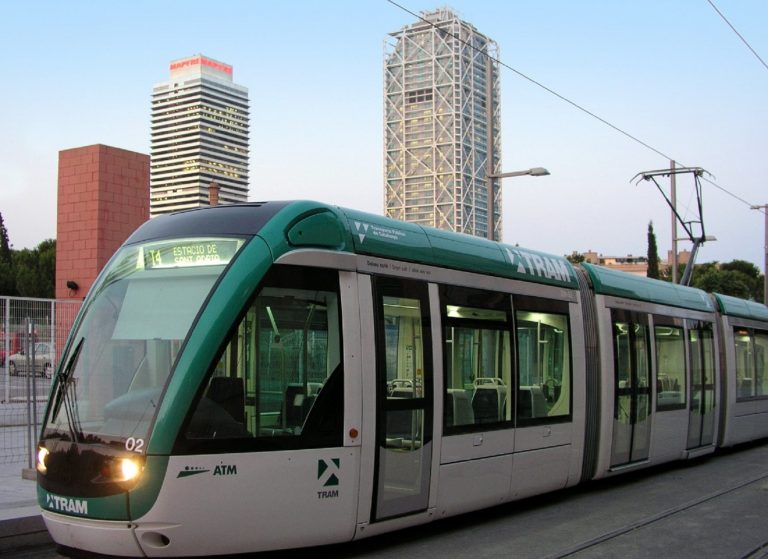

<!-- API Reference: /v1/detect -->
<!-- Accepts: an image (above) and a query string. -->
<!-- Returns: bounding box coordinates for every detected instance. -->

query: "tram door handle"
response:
[473,434,484,447]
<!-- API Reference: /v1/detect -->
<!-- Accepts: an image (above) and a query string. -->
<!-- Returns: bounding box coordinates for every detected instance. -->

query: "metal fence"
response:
[1,296,82,465]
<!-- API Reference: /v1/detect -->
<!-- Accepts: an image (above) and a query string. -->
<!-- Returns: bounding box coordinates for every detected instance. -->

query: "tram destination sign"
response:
[143,238,242,269]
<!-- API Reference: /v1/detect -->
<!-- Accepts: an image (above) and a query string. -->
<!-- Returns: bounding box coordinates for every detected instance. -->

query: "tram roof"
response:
[581,262,715,312]
[132,201,579,290]
[714,293,768,321]
[285,202,579,289]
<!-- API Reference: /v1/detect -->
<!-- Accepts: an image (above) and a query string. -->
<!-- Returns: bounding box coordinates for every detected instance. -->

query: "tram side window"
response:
[376,277,433,452]
[440,286,512,432]
[186,265,343,450]
[735,328,768,400]
[758,332,768,397]
[515,296,572,423]
[654,318,686,411]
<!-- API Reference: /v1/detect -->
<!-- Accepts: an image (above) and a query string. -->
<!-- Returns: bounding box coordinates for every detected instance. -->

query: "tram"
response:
[36,201,768,557]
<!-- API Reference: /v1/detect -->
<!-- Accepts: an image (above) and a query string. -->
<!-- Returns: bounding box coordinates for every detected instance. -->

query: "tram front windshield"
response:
[43,237,245,448]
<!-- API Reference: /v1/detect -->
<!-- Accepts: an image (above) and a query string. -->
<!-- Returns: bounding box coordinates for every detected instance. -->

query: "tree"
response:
[0,212,15,295]
[646,221,660,279]
[690,259,764,302]
[566,251,586,264]
[12,239,56,299]
[0,212,11,264]
[719,260,764,303]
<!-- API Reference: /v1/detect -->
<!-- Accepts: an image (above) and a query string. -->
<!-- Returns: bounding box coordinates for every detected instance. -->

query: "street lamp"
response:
[751,204,767,305]
[489,167,550,180]
[486,167,551,240]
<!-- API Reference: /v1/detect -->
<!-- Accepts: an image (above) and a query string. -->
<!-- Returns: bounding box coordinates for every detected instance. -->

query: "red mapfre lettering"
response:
[170,56,232,75]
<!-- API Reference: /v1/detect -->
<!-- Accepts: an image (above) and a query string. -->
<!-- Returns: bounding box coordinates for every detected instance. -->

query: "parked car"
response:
[0,332,23,367]
[8,342,55,378]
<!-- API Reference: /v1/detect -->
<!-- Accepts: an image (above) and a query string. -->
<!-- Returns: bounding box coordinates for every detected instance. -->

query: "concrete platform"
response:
[0,462,50,553]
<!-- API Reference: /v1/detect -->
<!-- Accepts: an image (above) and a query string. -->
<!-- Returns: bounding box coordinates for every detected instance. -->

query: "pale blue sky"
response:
[1,0,766,271]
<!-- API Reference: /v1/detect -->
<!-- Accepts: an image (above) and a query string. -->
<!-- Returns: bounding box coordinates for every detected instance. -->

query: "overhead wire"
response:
[385,0,764,215]
[706,0,768,73]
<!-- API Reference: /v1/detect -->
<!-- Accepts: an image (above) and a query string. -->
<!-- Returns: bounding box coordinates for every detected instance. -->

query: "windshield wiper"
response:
[51,338,85,443]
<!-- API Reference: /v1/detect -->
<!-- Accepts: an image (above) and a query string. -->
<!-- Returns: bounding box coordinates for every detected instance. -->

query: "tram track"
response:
[545,470,768,559]
[743,542,768,559]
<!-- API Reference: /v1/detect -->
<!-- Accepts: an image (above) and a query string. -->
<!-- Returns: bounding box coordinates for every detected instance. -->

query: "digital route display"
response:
[142,238,243,269]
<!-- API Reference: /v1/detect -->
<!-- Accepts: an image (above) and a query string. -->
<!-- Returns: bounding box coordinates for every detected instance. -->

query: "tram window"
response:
[383,296,427,401]
[185,265,343,450]
[757,332,768,397]
[654,318,686,411]
[376,277,433,453]
[440,285,512,432]
[737,328,768,400]
[515,296,572,423]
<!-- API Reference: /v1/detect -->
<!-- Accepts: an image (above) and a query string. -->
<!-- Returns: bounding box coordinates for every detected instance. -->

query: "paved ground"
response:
[0,459,49,554]
[3,441,768,558]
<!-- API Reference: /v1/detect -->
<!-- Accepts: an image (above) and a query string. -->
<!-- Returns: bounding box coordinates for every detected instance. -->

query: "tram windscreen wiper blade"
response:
[52,338,85,443]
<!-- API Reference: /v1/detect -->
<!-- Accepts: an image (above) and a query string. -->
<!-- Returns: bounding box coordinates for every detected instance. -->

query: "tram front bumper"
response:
[42,510,144,557]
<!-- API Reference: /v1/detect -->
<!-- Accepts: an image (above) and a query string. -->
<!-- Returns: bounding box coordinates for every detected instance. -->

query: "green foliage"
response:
[566,251,586,264]
[12,240,56,298]
[690,260,764,303]
[0,212,11,264]
[0,260,14,295]
[720,259,761,279]
[0,222,56,297]
[646,221,660,279]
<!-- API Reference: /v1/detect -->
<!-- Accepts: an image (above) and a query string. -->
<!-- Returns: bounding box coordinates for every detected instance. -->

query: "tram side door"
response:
[371,276,433,521]
[687,321,716,448]
[610,310,652,467]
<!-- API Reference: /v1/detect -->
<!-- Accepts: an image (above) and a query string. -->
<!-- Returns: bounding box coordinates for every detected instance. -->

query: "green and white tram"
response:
[36,201,768,557]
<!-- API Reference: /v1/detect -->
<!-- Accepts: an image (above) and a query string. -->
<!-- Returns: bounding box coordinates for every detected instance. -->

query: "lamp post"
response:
[752,204,768,305]
[486,167,550,241]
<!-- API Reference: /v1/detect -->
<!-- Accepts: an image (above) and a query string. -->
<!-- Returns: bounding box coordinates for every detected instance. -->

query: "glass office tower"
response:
[385,9,501,240]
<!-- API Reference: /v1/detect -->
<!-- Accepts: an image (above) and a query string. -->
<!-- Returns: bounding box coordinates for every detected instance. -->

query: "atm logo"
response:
[213,464,237,476]
[46,494,88,515]
[177,466,210,478]
[177,463,237,478]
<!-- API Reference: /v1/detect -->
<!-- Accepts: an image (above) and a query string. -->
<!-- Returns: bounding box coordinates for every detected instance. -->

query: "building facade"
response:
[384,8,502,240]
[577,249,692,277]
[150,54,249,217]
[56,145,149,299]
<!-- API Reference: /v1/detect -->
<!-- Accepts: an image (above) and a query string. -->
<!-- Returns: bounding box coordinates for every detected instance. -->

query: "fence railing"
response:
[1,296,82,465]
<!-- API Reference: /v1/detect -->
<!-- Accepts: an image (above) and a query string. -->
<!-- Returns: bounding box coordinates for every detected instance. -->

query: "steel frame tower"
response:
[151,55,249,217]
[384,8,501,240]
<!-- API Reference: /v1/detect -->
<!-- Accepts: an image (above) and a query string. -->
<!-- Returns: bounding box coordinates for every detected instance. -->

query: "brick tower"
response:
[56,145,149,299]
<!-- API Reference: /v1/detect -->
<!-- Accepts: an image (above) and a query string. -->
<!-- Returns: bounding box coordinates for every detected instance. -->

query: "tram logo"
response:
[317,458,340,500]
[317,458,340,488]
[505,248,572,283]
[177,466,210,478]
[46,494,88,515]
[213,463,237,476]
[354,221,370,243]
[353,221,407,244]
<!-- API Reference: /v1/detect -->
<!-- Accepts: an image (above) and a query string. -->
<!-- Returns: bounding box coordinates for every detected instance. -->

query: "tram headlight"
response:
[95,455,145,485]
[119,458,142,482]
[36,446,49,474]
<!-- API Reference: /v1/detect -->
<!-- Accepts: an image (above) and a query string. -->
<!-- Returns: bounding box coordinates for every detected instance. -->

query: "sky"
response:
[1,0,766,272]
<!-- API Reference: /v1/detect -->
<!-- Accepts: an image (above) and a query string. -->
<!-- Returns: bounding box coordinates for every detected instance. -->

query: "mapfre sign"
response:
[170,56,233,76]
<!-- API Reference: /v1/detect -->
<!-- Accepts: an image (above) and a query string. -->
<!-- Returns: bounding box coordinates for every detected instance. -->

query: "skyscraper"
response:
[150,54,249,217]
[384,8,502,240]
